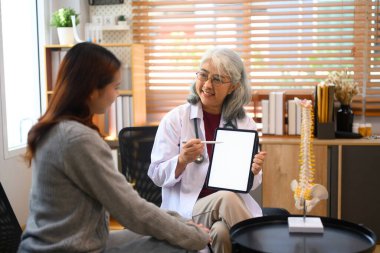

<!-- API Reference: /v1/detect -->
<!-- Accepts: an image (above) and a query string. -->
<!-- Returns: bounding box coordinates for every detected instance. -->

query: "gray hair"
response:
[187,48,251,123]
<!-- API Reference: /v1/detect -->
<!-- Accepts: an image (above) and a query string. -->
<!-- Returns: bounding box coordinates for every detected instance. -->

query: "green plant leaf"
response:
[51,8,79,27]
[118,15,126,21]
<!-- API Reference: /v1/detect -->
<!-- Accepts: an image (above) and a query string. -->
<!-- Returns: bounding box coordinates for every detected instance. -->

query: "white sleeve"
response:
[148,110,183,187]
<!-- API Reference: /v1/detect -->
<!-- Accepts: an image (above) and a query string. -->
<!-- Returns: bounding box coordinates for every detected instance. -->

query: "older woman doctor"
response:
[148,48,266,253]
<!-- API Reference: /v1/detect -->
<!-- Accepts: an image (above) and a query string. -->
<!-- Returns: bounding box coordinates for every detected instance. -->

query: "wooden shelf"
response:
[260,136,380,146]
[260,141,328,217]
[119,90,132,96]
[43,44,147,136]
[260,136,380,219]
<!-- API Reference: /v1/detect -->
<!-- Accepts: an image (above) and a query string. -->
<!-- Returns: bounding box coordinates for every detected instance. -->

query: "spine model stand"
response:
[291,98,328,212]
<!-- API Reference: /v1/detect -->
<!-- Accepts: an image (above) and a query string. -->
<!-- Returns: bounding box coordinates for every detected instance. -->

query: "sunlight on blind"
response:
[366,0,380,116]
[133,0,380,123]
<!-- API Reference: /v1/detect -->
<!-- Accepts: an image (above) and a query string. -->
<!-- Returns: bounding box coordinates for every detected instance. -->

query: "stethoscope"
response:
[193,118,236,164]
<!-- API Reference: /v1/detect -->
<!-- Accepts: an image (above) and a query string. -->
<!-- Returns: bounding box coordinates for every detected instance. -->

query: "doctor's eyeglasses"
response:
[196,71,231,86]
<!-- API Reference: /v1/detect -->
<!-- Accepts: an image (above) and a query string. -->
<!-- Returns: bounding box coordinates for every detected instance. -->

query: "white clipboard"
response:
[205,128,259,193]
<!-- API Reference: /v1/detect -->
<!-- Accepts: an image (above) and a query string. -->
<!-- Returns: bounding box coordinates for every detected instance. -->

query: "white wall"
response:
[0,0,43,228]
[0,102,32,227]
[0,0,90,227]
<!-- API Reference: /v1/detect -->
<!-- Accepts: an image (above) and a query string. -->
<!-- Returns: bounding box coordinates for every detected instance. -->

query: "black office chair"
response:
[262,207,290,216]
[118,126,162,207]
[0,182,22,253]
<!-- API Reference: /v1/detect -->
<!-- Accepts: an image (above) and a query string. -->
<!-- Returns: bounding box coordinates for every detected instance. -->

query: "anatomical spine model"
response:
[291,98,328,212]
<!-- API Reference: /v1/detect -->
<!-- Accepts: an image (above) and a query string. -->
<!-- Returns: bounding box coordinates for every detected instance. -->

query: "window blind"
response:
[366,0,380,116]
[132,0,380,124]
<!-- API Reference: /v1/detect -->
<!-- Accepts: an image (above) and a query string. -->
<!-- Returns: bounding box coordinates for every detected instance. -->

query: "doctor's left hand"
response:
[251,151,267,175]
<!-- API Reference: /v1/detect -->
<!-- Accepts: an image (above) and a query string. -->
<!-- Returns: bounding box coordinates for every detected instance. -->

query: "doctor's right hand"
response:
[175,139,204,178]
[179,139,204,164]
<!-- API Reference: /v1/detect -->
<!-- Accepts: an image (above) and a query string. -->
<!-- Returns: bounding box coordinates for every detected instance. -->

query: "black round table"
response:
[230,215,377,253]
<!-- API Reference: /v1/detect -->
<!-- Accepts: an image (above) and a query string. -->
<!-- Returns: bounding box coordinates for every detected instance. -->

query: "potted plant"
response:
[117,15,127,26]
[324,69,359,132]
[51,8,79,45]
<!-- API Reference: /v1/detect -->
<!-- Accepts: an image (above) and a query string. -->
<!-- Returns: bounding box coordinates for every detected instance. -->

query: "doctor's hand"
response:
[179,139,204,165]
[176,139,204,178]
[251,151,267,175]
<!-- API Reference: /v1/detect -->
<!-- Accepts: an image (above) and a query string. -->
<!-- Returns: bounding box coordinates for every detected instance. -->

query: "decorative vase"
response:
[57,27,75,45]
[336,104,354,132]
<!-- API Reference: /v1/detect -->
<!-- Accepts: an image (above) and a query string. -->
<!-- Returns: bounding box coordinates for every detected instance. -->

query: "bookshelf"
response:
[44,43,147,137]
[251,90,314,136]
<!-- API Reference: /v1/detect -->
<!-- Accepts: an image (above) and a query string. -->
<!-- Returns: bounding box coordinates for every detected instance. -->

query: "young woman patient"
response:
[18,42,209,253]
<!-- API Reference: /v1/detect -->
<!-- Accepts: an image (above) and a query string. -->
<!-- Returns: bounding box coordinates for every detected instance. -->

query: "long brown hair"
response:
[25,42,121,166]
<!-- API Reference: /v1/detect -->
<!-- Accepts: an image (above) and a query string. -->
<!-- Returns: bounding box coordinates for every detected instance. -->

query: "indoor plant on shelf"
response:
[325,69,359,132]
[117,15,128,26]
[51,8,79,45]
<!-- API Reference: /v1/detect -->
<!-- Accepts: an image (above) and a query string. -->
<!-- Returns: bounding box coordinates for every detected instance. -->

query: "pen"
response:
[182,141,223,144]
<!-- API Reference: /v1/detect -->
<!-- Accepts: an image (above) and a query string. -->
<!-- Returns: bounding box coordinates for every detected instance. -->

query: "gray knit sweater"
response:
[18,120,209,253]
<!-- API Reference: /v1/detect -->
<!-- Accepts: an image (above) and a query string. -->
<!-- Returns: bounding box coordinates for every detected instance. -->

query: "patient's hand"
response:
[186,221,211,243]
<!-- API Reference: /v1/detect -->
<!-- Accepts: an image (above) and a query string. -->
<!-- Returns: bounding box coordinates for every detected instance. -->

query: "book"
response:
[122,96,131,127]
[120,65,132,90]
[275,91,285,135]
[269,92,276,134]
[129,96,134,126]
[322,84,328,123]
[262,100,269,134]
[116,96,123,134]
[296,102,301,135]
[328,85,335,122]
[59,50,67,63]
[51,50,61,89]
[288,99,296,135]
[317,85,322,123]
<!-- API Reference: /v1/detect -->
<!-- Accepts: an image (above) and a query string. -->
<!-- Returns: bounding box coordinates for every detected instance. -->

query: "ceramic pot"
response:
[57,27,75,45]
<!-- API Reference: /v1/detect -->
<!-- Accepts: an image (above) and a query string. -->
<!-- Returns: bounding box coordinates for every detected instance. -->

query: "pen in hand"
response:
[181,141,223,144]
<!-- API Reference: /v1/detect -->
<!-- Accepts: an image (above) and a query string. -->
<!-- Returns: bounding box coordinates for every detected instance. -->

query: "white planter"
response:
[117,21,127,26]
[57,27,75,45]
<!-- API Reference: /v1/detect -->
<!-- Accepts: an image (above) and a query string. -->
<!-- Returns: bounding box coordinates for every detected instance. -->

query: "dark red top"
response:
[198,110,221,199]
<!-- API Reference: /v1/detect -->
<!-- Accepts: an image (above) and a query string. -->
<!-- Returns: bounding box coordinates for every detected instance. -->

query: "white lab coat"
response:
[148,102,263,219]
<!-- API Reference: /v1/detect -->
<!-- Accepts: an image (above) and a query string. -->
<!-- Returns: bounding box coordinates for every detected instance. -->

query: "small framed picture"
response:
[92,15,103,25]
[103,15,115,26]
